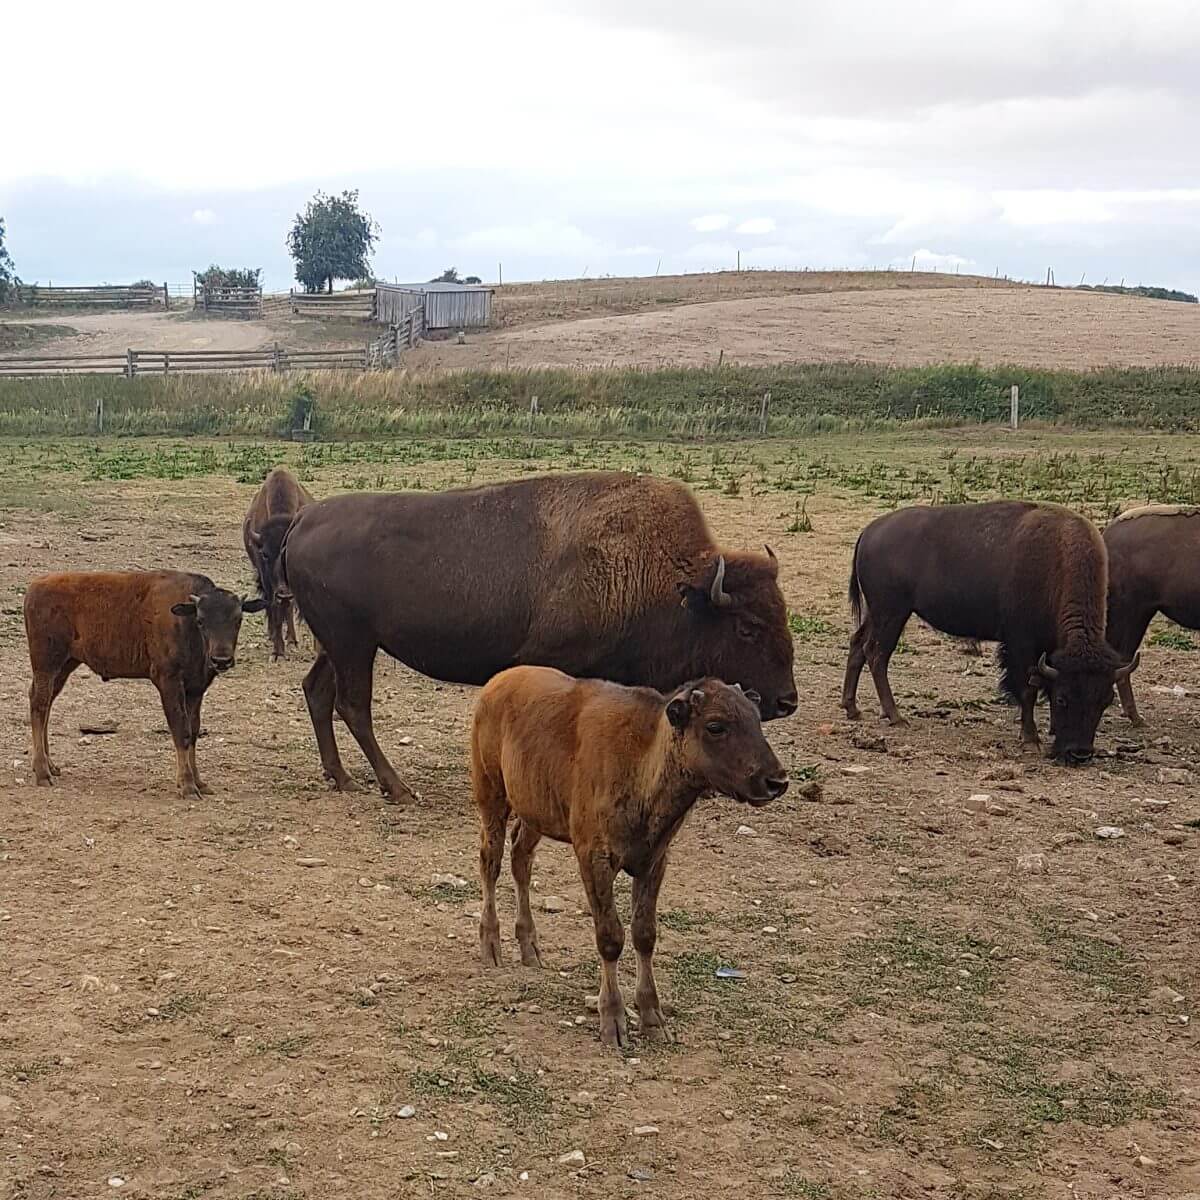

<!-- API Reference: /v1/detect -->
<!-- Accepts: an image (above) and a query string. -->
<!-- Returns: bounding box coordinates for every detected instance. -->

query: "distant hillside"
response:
[1078,283,1198,304]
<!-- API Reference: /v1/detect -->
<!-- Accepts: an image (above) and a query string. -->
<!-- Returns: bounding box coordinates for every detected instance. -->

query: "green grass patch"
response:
[788,612,834,640]
[1148,627,1197,651]
[1030,911,1144,1000]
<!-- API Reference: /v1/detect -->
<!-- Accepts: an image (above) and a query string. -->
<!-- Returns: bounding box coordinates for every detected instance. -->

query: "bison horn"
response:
[709,556,733,608]
[250,529,263,547]
[1114,651,1141,681]
[764,544,777,561]
[1037,651,1060,681]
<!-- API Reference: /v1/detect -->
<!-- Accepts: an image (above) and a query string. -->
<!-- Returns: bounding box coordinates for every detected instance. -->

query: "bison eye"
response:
[705,721,728,737]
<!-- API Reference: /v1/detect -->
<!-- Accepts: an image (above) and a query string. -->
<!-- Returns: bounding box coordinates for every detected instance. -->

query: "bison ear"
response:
[249,529,263,547]
[678,558,734,612]
[241,597,268,614]
[744,688,762,707]
[666,697,691,729]
[171,602,197,618]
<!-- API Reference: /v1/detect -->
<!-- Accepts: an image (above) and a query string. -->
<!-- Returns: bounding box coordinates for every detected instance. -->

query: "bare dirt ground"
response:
[1,430,1197,1200]
[413,286,1200,372]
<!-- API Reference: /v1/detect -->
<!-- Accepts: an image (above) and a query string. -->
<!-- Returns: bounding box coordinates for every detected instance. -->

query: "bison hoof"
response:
[194,780,213,795]
[884,714,909,728]
[1126,714,1145,728]
[480,934,502,968]
[179,785,203,802]
[327,772,360,793]
[381,784,416,806]
[48,760,62,777]
[842,706,861,721]
[599,1011,629,1049]
[519,941,544,969]
[34,772,54,787]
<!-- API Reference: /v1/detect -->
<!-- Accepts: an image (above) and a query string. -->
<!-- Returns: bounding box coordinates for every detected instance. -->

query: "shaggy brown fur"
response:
[471,666,787,1046]
[23,571,264,798]
[243,466,313,660]
[283,471,797,803]
[1105,506,1200,724]
[841,501,1136,762]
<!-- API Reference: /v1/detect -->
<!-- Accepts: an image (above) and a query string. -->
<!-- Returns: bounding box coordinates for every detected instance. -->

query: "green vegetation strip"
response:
[3,362,1200,437]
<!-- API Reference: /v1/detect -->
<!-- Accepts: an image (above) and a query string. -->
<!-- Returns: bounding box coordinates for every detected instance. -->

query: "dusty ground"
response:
[0,430,1198,1200]
[414,287,1200,372]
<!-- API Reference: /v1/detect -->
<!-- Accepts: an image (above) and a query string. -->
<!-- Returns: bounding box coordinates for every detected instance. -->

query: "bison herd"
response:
[19,467,1200,1043]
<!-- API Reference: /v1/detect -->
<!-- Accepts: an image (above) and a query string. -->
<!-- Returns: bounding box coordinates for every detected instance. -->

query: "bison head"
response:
[666,679,789,805]
[172,588,267,673]
[677,549,797,721]
[1030,647,1139,765]
[249,515,295,606]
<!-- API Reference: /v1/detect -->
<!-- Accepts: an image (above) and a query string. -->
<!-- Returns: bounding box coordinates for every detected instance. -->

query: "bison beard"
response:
[282,471,797,802]
[841,500,1136,763]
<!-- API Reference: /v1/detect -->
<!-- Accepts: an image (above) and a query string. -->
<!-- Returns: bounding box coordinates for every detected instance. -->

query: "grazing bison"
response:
[24,571,265,798]
[1104,504,1200,725]
[472,666,788,1046]
[243,466,313,659]
[283,471,797,802]
[841,501,1137,763]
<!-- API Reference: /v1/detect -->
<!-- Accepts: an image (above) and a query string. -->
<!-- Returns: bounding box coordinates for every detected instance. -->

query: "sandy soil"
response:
[0,432,1197,1200]
[12,311,277,356]
[412,287,1200,372]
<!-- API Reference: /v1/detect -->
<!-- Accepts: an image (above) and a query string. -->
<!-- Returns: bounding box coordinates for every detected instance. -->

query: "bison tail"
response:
[847,534,865,627]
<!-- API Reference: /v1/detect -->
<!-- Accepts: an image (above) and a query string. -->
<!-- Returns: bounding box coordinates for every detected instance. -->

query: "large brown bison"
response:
[243,466,313,660]
[841,501,1137,763]
[24,571,265,798]
[282,471,798,802]
[1104,504,1200,725]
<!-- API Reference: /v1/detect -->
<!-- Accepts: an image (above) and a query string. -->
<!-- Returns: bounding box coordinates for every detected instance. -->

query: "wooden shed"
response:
[375,282,493,330]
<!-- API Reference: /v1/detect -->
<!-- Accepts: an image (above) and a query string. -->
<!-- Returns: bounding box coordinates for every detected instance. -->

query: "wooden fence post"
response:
[96,396,104,434]
[529,395,539,432]
[759,390,771,435]
[126,349,135,379]
[1010,384,1019,430]
[273,343,282,373]
[164,352,171,376]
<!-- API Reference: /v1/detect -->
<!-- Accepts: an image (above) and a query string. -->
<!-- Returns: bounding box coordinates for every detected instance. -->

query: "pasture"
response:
[1,427,1197,1200]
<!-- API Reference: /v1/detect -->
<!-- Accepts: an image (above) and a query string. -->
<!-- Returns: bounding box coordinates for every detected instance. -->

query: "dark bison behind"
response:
[1104,504,1200,725]
[282,471,798,802]
[841,501,1137,763]
[243,466,314,660]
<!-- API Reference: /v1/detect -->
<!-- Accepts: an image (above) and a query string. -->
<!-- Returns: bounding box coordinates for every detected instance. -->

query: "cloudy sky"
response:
[3,0,1199,293]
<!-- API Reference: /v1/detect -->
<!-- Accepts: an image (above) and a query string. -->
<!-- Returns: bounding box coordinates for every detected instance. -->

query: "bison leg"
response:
[268,602,286,661]
[185,689,211,795]
[841,623,869,720]
[330,647,415,805]
[155,675,201,801]
[1109,609,1153,727]
[302,650,360,793]
[864,612,910,725]
[474,752,509,968]
[283,599,299,648]
[632,852,672,1042]
[511,820,544,968]
[1019,685,1041,747]
[577,846,627,1049]
[29,659,77,785]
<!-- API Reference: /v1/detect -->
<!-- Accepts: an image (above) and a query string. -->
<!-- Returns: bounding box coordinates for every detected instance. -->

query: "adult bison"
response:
[282,471,798,802]
[1104,504,1200,725]
[243,466,313,660]
[841,501,1137,763]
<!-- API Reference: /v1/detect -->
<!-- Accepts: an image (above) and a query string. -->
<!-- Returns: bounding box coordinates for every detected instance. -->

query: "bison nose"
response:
[211,656,234,672]
[775,691,798,718]
[1065,747,1094,766]
[764,774,789,799]
[274,586,293,602]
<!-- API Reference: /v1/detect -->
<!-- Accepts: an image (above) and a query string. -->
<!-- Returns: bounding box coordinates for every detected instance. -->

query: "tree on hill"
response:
[431,267,461,283]
[193,265,262,290]
[287,190,379,294]
[0,217,18,303]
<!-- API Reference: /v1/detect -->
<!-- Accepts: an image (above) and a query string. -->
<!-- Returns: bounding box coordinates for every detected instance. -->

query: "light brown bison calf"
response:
[471,666,788,1047]
[24,571,265,799]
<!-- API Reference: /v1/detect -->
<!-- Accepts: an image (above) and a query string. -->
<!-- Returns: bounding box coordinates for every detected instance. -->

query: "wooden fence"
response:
[14,283,170,309]
[0,324,415,378]
[290,290,376,319]
[195,280,263,317]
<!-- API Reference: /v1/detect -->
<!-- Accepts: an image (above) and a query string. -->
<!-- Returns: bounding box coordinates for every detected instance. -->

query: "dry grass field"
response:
[1,429,1198,1200]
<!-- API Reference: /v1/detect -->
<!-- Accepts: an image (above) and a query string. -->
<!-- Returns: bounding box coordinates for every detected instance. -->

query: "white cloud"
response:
[682,241,739,264]
[613,243,661,255]
[690,213,730,232]
[191,208,217,225]
[890,248,975,271]
[735,216,776,234]
[450,220,601,258]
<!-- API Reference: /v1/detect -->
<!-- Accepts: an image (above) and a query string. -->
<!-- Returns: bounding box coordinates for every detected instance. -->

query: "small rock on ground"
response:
[558,1150,586,1168]
[628,1166,655,1182]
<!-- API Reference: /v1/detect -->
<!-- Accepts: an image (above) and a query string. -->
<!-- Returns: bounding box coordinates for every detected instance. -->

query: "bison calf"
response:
[472,666,788,1047]
[24,571,265,799]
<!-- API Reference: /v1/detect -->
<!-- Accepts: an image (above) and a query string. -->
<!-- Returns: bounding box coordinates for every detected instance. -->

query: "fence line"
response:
[0,323,416,378]
[290,289,376,319]
[14,283,171,309]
